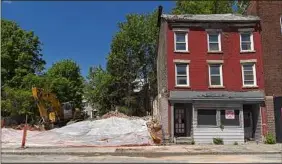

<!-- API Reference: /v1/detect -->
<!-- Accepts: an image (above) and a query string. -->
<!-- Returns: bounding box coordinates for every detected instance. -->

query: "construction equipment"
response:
[32,87,78,129]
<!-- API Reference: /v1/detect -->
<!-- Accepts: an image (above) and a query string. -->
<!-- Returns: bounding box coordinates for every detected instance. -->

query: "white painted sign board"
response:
[225,110,235,119]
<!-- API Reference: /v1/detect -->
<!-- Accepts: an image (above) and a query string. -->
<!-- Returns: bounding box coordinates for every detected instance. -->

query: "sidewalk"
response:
[2,144,282,156]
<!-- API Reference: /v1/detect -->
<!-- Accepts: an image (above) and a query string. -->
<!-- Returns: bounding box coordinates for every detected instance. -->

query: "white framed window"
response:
[175,63,189,86]
[241,63,257,87]
[240,32,254,52]
[209,64,223,87]
[207,32,221,52]
[174,32,188,52]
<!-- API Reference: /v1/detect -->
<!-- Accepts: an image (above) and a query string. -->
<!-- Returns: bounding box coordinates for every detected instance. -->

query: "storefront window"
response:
[220,110,240,126]
[197,109,217,126]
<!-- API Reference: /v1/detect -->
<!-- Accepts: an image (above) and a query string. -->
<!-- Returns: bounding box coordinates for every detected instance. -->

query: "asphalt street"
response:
[1,154,282,163]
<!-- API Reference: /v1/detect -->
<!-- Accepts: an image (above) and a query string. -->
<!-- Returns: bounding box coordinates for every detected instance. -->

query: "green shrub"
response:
[213,137,224,145]
[233,141,238,145]
[264,133,276,144]
[191,139,195,145]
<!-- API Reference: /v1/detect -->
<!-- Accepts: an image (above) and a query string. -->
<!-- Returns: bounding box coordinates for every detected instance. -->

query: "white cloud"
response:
[3,1,12,4]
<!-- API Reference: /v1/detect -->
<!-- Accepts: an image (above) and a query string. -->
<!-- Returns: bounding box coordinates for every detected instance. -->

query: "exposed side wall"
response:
[247,1,282,137]
[156,19,170,139]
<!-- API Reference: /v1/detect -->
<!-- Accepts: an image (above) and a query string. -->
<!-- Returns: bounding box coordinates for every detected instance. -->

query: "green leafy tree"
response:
[46,59,84,108]
[1,19,45,88]
[172,0,249,14]
[1,87,38,119]
[106,9,159,116]
[84,66,115,115]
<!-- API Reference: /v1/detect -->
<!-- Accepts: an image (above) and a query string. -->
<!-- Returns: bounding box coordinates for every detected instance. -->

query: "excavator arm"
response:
[32,87,63,124]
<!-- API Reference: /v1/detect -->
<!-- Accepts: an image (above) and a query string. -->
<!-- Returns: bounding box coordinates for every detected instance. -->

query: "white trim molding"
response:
[207,31,222,52]
[240,31,255,52]
[207,60,224,64]
[174,31,189,52]
[175,63,190,87]
[208,64,223,87]
[240,59,257,63]
[173,59,191,63]
[241,63,257,87]
[172,28,190,32]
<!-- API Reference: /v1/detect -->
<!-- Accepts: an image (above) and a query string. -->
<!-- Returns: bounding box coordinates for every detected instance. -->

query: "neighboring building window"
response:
[175,63,189,86]
[220,110,240,126]
[174,32,188,52]
[240,32,254,52]
[197,109,217,126]
[207,32,221,52]
[242,63,257,86]
[280,16,282,34]
[209,64,223,86]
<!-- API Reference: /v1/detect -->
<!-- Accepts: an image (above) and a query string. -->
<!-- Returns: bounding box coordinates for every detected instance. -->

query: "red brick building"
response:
[246,1,282,142]
[155,9,266,144]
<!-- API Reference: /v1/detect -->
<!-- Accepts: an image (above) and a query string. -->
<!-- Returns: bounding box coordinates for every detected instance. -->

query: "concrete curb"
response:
[2,151,282,157]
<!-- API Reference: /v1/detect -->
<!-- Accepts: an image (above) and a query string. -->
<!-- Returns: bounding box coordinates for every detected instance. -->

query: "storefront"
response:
[169,91,265,144]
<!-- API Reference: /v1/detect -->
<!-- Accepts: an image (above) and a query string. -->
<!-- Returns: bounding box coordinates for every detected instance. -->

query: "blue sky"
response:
[2,1,174,77]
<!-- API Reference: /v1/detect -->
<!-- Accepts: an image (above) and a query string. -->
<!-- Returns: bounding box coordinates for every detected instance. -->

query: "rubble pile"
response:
[12,124,44,131]
[146,118,163,144]
[101,111,129,119]
[2,117,152,147]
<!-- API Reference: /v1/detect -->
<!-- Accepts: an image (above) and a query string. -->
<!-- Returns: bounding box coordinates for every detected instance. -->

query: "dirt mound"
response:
[101,111,129,119]
[12,124,44,131]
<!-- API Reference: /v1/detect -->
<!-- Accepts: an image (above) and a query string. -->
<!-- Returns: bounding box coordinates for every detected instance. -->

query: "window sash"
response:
[209,64,222,86]
[208,33,220,51]
[175,32,187,51]
[242,64,256,86]
[240,33,253,51]
[175,64,189,86]
[220,110,240,126]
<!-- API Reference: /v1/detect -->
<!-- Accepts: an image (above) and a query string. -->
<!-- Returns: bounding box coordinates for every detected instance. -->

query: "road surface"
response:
[1,154,282,163]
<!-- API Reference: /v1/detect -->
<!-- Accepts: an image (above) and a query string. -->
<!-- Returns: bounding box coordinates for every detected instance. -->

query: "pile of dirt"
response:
[11,124,44,131]
[101,111,129,119]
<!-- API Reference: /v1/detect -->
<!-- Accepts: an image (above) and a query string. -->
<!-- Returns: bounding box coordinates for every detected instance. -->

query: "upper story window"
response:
[241,63,257,87]
[175,63,189,86]
[280,16,282,34]
[207,32,221,52]
[174,31,188,52]
[209,64,223,87]
[240,32,254,52]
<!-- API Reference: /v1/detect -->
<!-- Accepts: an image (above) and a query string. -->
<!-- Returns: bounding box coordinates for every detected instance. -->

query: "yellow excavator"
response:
[32,87,81,129]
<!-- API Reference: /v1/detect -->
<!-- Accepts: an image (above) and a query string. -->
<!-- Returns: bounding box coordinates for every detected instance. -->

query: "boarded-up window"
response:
[220,110,240,126]
[197,109,217,126]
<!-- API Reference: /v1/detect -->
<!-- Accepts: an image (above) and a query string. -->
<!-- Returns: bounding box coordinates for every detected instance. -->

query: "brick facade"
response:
[166,25,264,92]
[247,1,282,137]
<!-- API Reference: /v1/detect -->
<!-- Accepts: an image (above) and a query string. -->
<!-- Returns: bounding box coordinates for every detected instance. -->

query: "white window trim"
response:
[241,63,257,87]
[240,32,254,52]
[207,32,222,52]
[208,64,223,87]
[174,32,189,52]
[175,63,190,87]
